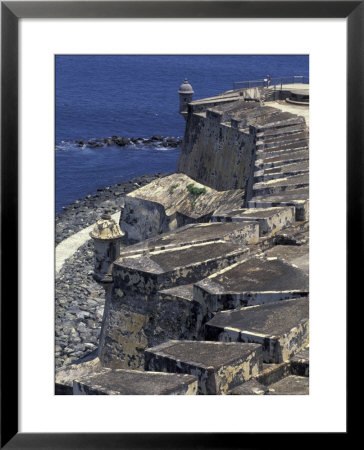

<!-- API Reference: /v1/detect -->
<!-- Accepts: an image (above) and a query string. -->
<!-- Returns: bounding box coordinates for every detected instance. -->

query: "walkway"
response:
[55,211,121,275]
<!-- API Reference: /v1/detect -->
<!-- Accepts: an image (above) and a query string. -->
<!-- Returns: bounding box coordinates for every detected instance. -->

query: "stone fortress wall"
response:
[56,80,310,395]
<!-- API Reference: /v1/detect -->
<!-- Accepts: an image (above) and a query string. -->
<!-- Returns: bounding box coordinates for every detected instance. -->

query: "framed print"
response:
[1,0,359,447]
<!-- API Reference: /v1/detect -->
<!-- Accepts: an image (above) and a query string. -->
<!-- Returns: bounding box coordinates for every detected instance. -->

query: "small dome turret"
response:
[90,210,124,241]
[178,78,194,95]
[90,210,124,283]
[178,78,194,117]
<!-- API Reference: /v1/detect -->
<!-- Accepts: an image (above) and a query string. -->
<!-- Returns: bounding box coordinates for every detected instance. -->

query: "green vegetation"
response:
[168,183,180,195]
[186,183,207,209]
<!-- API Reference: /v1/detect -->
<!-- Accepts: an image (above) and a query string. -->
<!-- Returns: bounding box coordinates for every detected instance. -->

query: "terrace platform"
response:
[205,297,309,363]
[145,340,263,394]
[73,369,198,395]
[194,256,309,311]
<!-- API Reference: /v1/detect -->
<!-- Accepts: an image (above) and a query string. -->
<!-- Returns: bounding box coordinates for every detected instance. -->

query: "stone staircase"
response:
[56,100,309,396]
[248,113,309,221]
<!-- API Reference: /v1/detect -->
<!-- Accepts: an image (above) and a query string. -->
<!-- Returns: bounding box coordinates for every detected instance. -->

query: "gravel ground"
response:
[55,172,168,368]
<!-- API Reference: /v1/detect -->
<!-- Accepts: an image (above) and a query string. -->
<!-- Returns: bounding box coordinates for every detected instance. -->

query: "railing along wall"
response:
[233,76,309,90]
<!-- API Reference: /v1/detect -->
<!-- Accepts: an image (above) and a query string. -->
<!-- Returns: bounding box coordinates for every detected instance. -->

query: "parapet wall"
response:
[177,101,256,195]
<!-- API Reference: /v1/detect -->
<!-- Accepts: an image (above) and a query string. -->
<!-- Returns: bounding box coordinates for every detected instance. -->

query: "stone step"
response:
[253,174,309,197]
[256,141,309,158]
[114,241,250,294]
[250,115,306,133]
[274,224,309,246]
[290,347,309,376]
[248,188,309,221]
[256,131,309,150]
[256,123,307,140]
[144,340,263,394]
[228,361,291,394]
[156,284,205,341]
[194,256,309,311]
[255,361,291,386]
[73,368,198,395]
[263,245,309,275]
[119,221,259,257]
[266,375,309,395]
[211,206,295,237]
[228,358,310,395]
[254,160,309,182]
[205,297,309,363]
[255,149,309,170]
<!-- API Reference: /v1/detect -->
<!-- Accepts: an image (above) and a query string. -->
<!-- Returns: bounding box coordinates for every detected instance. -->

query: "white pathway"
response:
[56,211,121,275]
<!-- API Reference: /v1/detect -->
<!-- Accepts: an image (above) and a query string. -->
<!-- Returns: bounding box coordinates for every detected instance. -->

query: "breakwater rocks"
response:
[56,173,169,245]
[56,240,104,368]
[60,135,182,150]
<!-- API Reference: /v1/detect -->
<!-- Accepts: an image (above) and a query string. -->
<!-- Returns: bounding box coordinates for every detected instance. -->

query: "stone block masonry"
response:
[73,368,198,395]
[120,221,259,256]
[120,173,246,243]
[205,297,309,363]
[99,240,251,369]
[212,206,295,236]
[58,83,310,395]
[144,340,263,395]
[177,102,256,192]
[194,256,308,312]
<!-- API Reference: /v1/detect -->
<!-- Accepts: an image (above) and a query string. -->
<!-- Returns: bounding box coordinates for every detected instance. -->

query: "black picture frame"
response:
[1,1,358,448]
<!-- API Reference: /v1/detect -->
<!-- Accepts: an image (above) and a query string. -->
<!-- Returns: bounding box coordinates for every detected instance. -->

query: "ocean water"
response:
[56,55,309,213]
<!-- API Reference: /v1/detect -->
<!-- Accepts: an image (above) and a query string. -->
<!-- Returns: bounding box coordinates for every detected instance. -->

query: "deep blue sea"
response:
[56,55,309,213]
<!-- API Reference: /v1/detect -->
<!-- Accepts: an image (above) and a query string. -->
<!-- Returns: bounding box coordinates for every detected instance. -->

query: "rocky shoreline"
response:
[55,172,169,368]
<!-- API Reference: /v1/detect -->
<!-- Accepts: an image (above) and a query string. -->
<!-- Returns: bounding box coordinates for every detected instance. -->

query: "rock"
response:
[114,137,130,146]
[151,135,163,141]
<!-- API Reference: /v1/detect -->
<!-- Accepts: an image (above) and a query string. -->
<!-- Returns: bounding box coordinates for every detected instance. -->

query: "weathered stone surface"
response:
[205,298,309,363]
[73,368,198,395]
[255,123,307,140]
[255,149,309,170]
[267,375,309,395]
[144,340,263,395]
[290,347,309,376]
[212,206,295,237]
[248,188,309,221]
[255,160,309,183]
[256,362,291,386]
[194,256,309,311]
[119,221,259,256]
[250,114,305,133]
[120,173,245,243]
[263,245,309,274]
[273,222,309,246]
[177,105,256,192]
[156,284,205,341]
[228,379,268,395]
[253,173,309,197]
[114,241,250,294]
[56,86,311,396]
[100,241,250,370]
[99,304,149,370]
[55,357,103,394]
[256,130,308,151]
